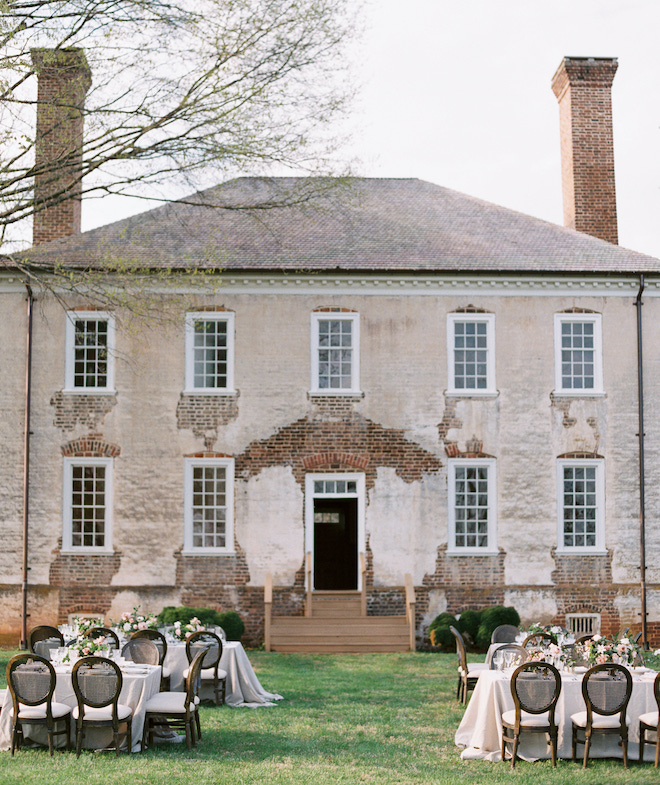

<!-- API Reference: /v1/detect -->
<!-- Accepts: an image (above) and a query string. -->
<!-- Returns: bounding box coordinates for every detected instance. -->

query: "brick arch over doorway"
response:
[234,411,443,489]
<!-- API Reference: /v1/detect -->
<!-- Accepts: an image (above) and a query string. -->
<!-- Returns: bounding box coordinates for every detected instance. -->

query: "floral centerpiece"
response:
[577,634,638,666]
[112,606,159,636]
[62,634,111,662]
[74,616,102,637]
[172,617,205,641]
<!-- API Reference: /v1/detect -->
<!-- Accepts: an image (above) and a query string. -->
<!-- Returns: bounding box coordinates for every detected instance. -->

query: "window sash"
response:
[557,461,603,551]
[63,458,113,551]
[65,312,115,392]
[184,458,234,552]
[311,313,360,393]
[554,314,603,394]
[448,459,496,552]
[447,314,495,395]
[184,313,234,393]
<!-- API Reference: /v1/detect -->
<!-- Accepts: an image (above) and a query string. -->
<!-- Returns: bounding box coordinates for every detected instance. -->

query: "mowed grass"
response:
[0,648,658,784]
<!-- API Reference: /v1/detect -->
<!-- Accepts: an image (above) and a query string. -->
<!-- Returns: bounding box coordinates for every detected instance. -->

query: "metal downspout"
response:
[635,274,648,649]
[21,278,34,649]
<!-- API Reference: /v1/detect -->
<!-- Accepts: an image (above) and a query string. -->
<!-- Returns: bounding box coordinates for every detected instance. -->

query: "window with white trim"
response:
[448,458,497,552]
[557,459,605,552]
[554,314,603,394]
[62,457,113,551]
[447,314,495,395]
[184,312,235,393]
[184,458,234,553]
[64,311,115,392]
[311,313,360,393]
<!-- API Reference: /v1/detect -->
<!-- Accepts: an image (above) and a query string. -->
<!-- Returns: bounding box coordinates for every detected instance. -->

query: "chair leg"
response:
[622,735,628,769]
[510,734,519,770]
[640,726,645,764]
[582,734,591,768]
[655,728,660,768]
[184,719,192,750]
[126,718,132,755]
[550,729,557,768]
[221,678,226,706]
[195,707,202,740]
[571,725,577,761]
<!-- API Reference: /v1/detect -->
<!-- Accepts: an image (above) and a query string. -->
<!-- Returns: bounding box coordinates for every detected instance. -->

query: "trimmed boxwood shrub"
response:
[216,611,245,642]
[456,609,481,646]
[158,606,245,641]
[475,605,521,650]
[428,612,460,649]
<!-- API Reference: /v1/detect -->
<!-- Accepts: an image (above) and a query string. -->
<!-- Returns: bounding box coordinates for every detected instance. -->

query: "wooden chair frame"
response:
[639,671,660,766]
[501,661,561,768]
[186,630,226,706]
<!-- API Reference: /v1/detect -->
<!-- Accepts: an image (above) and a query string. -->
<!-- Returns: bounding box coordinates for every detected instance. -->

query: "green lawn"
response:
[0,648,658,784]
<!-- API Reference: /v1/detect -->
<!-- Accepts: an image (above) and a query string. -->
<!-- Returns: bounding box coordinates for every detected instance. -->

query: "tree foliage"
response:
[0,0,356,245]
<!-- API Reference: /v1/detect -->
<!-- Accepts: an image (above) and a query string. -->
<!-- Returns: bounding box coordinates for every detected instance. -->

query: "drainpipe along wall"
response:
[21,278,34,649]
[636,274,648,648]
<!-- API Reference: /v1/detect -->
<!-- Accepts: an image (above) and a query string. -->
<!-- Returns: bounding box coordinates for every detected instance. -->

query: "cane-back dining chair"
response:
[501,661,562,768]
[130,629,171,690]
[571,662,633,768]
[639,671,660,766]
[522,632,557,649]
[121,638,160,666]
[6,653,71,755]
[71,656,133,757]
[450,626,487,704]
[27,625,65,657]
[491,625,520,644]
[184,630,227,706]
[142,646,207,750]
[83,626,120,649]
[489,643,528,670]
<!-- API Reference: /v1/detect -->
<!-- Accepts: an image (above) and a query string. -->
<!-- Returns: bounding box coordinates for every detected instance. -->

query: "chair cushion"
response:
[502,709,551,728]
[182,667,228,680]
[144,692,200,714]
[458,663,488,676]
[639,711,659,728]
[161,667,172,678]
[72,704,132,722]
[13,701,71,720]
[571,711,630,729]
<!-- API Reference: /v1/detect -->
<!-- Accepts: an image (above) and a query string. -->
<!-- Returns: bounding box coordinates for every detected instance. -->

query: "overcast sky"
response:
[84,0,660,259]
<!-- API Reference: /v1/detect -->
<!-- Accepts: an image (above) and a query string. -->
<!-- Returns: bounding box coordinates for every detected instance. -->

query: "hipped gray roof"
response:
[17,177,660,274]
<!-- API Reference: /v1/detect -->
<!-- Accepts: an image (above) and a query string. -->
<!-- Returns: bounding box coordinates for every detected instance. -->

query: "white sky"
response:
[84,0,660,259]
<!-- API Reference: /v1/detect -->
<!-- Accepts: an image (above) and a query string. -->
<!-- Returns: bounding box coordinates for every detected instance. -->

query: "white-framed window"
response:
[62,457,113,552]
[447,458,497,553]
[310,312,360,394]
[553,313,603,395]
[184,312,235,393]
[556,459,605,553]
[183,457,234,553]
[64,311,115,392]
[447,313,496,395]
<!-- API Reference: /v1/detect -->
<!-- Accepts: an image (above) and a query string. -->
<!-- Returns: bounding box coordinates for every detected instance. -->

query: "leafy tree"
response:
[0,0,357,248]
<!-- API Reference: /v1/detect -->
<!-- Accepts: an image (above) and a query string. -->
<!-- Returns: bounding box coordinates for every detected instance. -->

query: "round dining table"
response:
[455,666,659,762]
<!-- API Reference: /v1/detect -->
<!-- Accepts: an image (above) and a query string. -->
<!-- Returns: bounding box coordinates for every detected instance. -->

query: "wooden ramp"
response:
[265,586,416,653]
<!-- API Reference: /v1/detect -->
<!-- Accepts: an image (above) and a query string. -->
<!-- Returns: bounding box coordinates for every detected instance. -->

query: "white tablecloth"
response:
[455,668,659,762]
[164,641,283,706]
[0,664,161,753]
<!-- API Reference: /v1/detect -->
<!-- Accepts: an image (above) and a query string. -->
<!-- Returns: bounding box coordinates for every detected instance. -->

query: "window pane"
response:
[192,319,228,388]
[190,465,227,548]
[454,321,488,390]
[73,320,108,388]
[562,465,598,548]
[70,464,106,547]
[559,321,595,390]
[454,465,489,548]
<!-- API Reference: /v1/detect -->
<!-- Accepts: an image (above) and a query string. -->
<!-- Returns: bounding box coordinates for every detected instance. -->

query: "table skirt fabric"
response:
[164,641,283,707]
[0,665,161,752]
[456,668,659,762]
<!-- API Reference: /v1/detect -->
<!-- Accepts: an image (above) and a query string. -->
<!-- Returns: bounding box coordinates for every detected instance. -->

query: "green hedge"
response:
[157,606,245,641]
[427,605,520,652]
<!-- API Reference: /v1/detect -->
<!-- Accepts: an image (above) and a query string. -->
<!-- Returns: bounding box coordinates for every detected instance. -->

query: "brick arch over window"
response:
[451,304,492,314]
[61,436,120,458]
[313,306,358,313]
[235,412,442,489]
[185,451,233,459]
[559,307,599,314]
[557,451,604,459]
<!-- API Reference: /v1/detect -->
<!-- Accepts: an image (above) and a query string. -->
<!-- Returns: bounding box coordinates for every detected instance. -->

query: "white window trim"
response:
[304,473,366,591]
[446,313,496,396]
[64,311,116,394]
[556,458,606,554]
[553,313,604,396]
[183,457,235,555]
[310,312,361,395]
[62,456,114,553]
[184,312,236,394]
[447,458,498,555]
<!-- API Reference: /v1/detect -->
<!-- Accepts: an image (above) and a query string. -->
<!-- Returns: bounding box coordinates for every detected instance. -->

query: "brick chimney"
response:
[31,48,91,245]
[551,57,618,244]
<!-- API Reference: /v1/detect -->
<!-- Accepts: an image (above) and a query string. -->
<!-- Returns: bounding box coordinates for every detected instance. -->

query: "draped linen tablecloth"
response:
[164,641,282,706]
[455,667,659,762]
[0,663,161,753]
